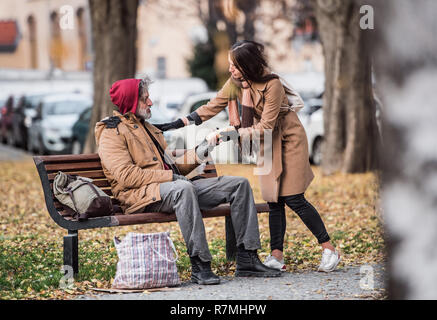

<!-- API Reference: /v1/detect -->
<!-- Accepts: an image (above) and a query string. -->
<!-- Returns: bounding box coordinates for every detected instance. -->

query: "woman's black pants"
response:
[268,193,330,252]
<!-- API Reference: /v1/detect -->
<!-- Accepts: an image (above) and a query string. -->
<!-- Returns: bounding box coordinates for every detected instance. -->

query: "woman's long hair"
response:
[229,40,292,94]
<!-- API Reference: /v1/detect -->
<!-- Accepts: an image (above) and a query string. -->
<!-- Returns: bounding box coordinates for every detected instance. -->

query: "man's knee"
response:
[234,176,251,191]
[223,175,250,187]
[172,180,197,199]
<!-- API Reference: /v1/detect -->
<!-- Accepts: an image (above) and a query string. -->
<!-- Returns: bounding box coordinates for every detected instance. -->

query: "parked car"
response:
[297,92,382,166]
[0,95,16,145]
[28,93,92,154]
[0,96,6,122]
[11,93,48,150]
[71,107,92,154]
[298,97,324,166]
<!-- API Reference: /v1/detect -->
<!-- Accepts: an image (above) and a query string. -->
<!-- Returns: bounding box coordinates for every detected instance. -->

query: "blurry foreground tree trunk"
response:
[311,0,379,174]
[369,0,437,299]
[84,0,139,153]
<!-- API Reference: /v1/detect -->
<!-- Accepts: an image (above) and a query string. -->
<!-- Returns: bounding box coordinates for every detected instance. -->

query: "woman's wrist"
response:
[182,117,189,126]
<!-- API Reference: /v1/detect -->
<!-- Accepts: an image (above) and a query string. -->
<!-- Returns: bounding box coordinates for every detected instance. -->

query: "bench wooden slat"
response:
[48,170,107,181]
[45,161,103,173]
[37,153,100,164]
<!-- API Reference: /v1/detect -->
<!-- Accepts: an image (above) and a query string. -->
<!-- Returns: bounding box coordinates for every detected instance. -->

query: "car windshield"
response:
[25,95,46,109]
[44,99,91,116]
[80,108,92,121]
[189,99,211,113]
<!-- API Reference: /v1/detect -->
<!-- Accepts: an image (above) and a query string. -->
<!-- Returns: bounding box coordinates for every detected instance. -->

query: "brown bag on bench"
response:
[53,171,115,221]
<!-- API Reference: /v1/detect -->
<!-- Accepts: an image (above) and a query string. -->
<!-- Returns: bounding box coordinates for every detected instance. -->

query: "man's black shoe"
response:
[190,256,221,285]
[235,247,282,277]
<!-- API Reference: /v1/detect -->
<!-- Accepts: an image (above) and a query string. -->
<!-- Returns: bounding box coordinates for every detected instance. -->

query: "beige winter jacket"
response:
[195,76,314,202]
[95,110,199,214]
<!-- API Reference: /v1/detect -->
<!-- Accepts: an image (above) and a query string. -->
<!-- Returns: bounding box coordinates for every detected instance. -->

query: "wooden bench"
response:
[33,153,270,276]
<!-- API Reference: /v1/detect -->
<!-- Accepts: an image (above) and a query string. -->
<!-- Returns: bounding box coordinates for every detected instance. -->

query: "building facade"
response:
[0,0,91,71]
[0,0,323,78]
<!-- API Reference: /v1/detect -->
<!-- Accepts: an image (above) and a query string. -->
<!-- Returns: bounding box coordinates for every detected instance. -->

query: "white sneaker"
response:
[318,248,341,272]
[264,254,287,272]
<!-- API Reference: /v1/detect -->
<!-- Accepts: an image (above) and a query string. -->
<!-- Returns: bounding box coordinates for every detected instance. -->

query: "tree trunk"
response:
[369,0,437,299]
[312,0,379,174]
[83,0,139,153]
[237,0,258,41]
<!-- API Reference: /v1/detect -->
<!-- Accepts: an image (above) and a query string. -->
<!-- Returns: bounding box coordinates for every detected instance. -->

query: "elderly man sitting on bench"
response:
[95,76,281,285]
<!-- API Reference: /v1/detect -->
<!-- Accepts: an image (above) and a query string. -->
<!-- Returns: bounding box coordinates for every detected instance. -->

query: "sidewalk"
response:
[0,144,31,161]
[78,263,386,300]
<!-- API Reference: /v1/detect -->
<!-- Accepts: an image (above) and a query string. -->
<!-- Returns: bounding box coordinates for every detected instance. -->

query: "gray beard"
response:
[137,109,151,120]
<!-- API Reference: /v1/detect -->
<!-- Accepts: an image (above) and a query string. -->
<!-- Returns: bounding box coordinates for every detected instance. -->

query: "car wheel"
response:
[6,130,15,147]
[71,140,82,155]
[311,137,323,166]
[38,136,48,155]
[27,138,33,154]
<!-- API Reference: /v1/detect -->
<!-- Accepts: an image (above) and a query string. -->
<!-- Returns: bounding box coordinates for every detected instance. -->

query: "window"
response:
[43,100,90,116]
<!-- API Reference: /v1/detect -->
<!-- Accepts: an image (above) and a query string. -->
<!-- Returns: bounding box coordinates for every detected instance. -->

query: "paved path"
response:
[0,143,32,161]
[78,263,386,300]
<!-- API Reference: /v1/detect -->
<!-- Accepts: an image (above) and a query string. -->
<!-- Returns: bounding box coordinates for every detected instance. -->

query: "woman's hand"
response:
[205,130,220,146]
[238,127,252,138]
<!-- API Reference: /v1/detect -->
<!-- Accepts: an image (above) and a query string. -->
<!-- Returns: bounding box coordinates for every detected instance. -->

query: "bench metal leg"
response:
[225,216,237,261]
[64,230,79,276]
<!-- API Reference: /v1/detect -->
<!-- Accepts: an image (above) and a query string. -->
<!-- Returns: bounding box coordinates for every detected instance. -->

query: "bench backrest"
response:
[33,153,218,229]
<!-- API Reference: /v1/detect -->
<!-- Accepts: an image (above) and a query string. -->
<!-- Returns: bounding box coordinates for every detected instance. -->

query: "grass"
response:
[0,160,385,299]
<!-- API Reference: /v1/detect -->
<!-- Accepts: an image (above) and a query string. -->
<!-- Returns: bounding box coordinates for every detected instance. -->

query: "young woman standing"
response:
[156,40,341,273]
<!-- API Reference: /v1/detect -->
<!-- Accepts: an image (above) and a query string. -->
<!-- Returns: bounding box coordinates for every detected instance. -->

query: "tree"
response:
[83,0,139,153]
[369,0,437,299]
[147,0,260,89]
[187,41,218,90]
[310,0,380,174]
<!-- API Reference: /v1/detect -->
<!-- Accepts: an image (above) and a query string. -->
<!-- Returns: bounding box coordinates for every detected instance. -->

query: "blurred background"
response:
[0,0,325,164]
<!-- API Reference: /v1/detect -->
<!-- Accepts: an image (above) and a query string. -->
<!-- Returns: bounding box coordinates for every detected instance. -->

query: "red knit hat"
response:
[109,78,141,114]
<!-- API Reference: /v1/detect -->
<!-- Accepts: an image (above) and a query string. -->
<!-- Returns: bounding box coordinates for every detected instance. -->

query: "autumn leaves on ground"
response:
[0,159,385,299]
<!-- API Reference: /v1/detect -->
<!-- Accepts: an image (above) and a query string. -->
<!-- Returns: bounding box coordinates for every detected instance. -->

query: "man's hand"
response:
[205,130,220,146]
[195,139,215,162]
[205,126,238,145]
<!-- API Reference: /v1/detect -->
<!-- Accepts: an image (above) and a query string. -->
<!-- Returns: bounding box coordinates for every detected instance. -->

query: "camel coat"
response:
[95,111,199,214]
[195,77,314,203]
